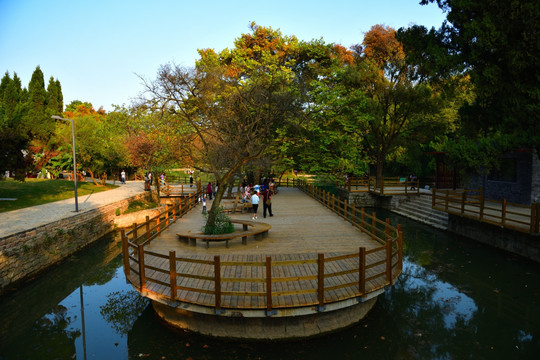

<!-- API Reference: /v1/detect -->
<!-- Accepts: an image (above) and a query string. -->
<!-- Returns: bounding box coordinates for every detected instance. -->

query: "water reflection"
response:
[0,213,539,359]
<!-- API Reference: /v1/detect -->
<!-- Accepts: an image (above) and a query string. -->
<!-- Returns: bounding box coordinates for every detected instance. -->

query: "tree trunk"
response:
[376,150,384,192]
[87,169,101,186]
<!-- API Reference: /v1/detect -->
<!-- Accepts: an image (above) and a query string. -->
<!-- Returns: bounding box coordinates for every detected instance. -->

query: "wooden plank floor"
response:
[127,187,397,310]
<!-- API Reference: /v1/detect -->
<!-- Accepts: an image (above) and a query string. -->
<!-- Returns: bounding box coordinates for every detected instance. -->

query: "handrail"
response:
[431,188,539,234]
[341,176,420,195]
[121,181,403,313]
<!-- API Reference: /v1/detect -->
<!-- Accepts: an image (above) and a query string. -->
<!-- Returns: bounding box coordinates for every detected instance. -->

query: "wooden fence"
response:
[162,178,201,197]
[432,188,540,234]
[343,176,420,195]
[121,181,403,313]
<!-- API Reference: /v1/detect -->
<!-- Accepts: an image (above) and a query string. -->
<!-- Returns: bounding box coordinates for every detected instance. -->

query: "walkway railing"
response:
[432,188,540,234]
[121,182,403,313]
[342,176,420,195]
[161,178,201,197]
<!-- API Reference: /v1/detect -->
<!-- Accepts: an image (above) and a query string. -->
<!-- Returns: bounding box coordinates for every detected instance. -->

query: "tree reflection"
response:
[0,304,80,359]
[100,290,149,335]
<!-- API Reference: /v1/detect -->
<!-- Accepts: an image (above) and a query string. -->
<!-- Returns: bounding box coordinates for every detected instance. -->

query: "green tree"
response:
[142,23,301,228]
[347,25,450,188]
[0,72,30,180]
[46,76,63,116]
[60,101,126,185]
[398,0,540,169]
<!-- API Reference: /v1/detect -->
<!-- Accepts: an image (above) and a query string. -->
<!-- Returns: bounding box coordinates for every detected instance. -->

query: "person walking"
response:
[121,170,126,184]
[206,182,213,200]
[251,191,260,220]
[263,187,273,218]
[189,173,193,187]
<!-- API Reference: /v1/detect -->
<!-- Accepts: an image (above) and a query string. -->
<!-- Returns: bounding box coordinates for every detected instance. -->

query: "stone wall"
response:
[337,189,378,208]
[0,192,153,295]
[448,214,540,262]
[466,151,534,205]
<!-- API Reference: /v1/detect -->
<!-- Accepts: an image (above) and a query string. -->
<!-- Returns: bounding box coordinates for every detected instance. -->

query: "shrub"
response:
[202,208,235,235]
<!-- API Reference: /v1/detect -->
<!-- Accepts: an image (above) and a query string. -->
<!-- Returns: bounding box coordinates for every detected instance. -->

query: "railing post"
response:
[461,191,466,215]
[181,183,184,196]
[358,247,366,297]
[386,239,393,285]
[405,178,408,195]
[121,229,129,277]
[344,199,348,221]
[156,214,161,233]
[132,223,138,243]
[501,199,507,227]
[138,244,146,291]
[361,207,365,231]
[445,190,449,211]
[214,256,221,312]
[317,253,325,311]
[166,204,171,227]
[266,256,273,315]
[179,199,183,217]
[173,200,178,221]
[348,178,351,192]
[372,212,377,240]
[530,203,540,234]
[417,179,420,194]
[332,194,335,212]
[351,203,356,224]
[397,224,403,272]
[169,251,176,301]
[385,218,390,242]
[432,188,436,208]
[479,193,485,221]
[145,216,150,241]
[529,203,536,234]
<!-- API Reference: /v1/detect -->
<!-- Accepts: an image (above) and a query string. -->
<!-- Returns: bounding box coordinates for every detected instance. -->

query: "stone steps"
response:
[391,195,448,230]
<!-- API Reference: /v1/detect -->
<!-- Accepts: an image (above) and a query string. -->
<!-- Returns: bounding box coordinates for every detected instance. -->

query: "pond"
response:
[1,210,539,359]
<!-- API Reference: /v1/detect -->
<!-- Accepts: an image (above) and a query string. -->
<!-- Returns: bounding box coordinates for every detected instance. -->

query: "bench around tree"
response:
[177,219,271,248]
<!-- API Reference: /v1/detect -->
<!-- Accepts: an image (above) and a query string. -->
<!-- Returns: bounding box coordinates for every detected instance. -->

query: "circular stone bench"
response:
[176,219,271,248]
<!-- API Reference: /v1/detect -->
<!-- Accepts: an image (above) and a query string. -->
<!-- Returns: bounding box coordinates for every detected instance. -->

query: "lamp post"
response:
[52,115,78,212]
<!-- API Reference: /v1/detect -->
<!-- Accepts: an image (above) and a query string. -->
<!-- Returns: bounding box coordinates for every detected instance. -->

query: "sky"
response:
[0,0,447,112]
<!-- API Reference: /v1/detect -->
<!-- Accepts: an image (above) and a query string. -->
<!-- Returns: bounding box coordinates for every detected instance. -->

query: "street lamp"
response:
[52,115,78,212]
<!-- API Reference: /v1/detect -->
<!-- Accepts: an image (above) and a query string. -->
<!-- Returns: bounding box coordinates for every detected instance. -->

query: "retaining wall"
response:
[448,214,540,262]
[0,192,154,295]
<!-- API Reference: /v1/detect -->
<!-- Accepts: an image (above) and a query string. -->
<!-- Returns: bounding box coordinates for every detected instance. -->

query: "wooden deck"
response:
[123,186,402,313]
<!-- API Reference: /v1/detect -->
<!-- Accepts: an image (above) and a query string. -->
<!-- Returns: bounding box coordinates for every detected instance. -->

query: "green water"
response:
[1,210,539,359]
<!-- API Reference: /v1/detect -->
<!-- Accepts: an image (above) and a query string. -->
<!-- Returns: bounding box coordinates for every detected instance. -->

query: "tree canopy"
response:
[398,0,540,170]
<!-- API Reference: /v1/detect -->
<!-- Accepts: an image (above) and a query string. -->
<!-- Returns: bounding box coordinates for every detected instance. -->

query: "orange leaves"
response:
[362,24,405,69]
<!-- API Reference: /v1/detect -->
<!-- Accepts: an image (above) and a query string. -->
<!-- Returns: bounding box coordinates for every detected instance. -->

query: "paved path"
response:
[146,187,379,256]
[0,181,147,238]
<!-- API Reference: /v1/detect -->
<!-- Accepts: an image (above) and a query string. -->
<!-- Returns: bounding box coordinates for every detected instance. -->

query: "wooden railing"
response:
[432,188,540,234]
[275,177,310,188]
[342,176,420,195]
[162,178,201,197]
[121,180,403,313]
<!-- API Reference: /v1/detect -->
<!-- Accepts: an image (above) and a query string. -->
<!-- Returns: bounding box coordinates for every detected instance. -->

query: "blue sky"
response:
[0,0,446,112]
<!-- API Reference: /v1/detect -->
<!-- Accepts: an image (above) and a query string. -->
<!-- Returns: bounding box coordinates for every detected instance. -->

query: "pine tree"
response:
[25,65,51,140]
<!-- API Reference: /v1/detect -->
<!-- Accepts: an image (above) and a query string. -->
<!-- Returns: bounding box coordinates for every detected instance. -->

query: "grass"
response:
[123,199,159,214]
[0,178,118,213]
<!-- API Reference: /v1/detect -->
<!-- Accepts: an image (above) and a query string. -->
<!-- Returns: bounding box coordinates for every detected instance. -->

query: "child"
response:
[251,191,260,220]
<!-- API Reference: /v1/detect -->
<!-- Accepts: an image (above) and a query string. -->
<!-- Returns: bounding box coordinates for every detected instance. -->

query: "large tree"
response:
[398,0,540,168]
[0,72,30,179]
[346,25,451,188]
[141,23,301,229]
